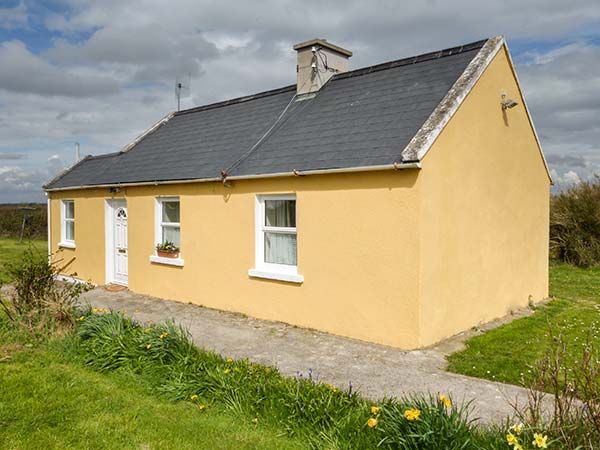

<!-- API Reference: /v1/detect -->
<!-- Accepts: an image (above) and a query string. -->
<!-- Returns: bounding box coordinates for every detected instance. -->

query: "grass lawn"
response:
[0,238,47,285]
[0,341,306,450]
[447,263,600,385]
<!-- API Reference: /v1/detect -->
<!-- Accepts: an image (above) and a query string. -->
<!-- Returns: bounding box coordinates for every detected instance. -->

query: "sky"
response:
[0,0,599,203]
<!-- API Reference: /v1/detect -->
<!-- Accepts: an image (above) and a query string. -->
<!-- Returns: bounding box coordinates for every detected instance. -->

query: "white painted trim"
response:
[155,196,181,249]
[55,274,93,285]
[60,199,75,246]
[149,255,185,266]
[253,194,301,280]
[400,36,505,162]
[502,40,553,184]
[248,268,303,284]
[46,194,51,259]
[44,163,421,192]
[105,199,128,286]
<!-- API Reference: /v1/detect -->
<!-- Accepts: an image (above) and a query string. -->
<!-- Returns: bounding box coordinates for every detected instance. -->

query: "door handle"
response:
[118,249,127,254]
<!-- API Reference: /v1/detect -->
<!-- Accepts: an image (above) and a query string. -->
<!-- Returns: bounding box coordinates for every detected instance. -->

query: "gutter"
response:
[43,162,421,192]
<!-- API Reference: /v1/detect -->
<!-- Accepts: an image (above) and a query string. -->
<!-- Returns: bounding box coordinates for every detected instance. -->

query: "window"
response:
[156,197,180,247]
[60,200,75,247]
[249,194,303,283]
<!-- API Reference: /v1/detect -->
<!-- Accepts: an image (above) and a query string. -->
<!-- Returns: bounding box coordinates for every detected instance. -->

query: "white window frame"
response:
[248,194,303,283]
[150,196,184,267]
[59,199,76,248]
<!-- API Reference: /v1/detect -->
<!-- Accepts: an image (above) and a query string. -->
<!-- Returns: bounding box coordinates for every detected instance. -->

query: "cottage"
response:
[44,36,551,349]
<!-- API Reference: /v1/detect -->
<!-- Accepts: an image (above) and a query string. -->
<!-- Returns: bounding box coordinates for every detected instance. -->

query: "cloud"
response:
[550,168,583,190]
[0,155,67,203]
[0,1,27,30]
[0,40,119,97]
[1,0,600,202]
[0,152,26,160]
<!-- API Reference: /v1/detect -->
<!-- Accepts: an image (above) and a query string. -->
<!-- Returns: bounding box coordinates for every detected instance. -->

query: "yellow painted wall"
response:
[48,45,550,350]
[49,170,422,348]
[416,45,550,347]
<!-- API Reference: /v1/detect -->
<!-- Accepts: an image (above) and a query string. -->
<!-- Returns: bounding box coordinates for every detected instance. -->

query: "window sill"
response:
[58,241,76,249]
[248,268,303,284]
[149,255,184,267]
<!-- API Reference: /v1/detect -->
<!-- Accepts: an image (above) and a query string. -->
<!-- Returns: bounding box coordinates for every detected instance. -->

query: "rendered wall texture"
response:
[49,170,422,348]
[416,46,550,347]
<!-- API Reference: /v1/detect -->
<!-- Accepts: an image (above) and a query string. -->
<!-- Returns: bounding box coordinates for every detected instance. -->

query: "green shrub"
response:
[0,246,91,332]
[550,176,600,267]
[72,311,516,449]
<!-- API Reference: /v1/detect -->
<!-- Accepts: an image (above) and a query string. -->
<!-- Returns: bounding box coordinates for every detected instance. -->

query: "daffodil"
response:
[371,405,380,415]
[226,358,233,363]
[159,332,168,339]
[438,393,452,408]
[532,433,548,448]
[198,404,206,411]
[146,343,152,349]
[367,417,378,428]
[403,408,421,421]
[77,316,85,321]
[190,394,199,401]
[506,432,519,446]
[509,423,524,434]
[224,368,231,374]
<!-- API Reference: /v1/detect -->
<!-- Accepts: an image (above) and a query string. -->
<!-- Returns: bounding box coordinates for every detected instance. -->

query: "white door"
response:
[113,204,128,285]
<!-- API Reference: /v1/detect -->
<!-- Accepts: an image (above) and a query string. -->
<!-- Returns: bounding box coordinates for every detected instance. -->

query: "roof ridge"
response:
[173,39,488,117]
[332,38,489,82]
[175,84,296,116]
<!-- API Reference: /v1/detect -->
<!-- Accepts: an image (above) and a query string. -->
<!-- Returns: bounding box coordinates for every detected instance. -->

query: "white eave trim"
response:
[43,162,421,192]
[400,36,505,163]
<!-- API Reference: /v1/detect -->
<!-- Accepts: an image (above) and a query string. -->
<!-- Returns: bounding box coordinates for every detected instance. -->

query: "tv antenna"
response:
[175,73,191,111]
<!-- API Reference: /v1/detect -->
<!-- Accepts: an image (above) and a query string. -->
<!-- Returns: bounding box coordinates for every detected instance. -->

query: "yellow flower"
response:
[532,433,548,448]
[438,394,452,408]
[198,404,206,411]
[226,358,233,363]
[146,343,152,349]
[509,423,524,434]
[224,368,231,374]
[190,394,199,401]
[252,417,258,424]
[77,316,85,321]
[506,432,519,446]
[367,417,378,428]
[159,332,168,339]
[371,405,381,415]
[403,408,421,421]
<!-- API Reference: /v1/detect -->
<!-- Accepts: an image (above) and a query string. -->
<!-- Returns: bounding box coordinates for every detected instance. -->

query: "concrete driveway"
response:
[80,287,533,424]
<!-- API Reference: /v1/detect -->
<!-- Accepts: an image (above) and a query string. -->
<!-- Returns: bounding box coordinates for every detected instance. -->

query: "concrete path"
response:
[80,287,532,424]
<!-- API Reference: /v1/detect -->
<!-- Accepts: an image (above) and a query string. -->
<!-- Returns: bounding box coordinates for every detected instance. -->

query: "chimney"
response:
[293,38,352,95]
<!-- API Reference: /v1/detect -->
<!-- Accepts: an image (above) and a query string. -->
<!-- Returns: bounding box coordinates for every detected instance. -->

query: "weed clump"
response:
[0,247,91,333]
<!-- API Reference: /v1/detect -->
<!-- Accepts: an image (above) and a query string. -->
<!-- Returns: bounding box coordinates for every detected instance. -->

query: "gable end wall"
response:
[416,45,550,347]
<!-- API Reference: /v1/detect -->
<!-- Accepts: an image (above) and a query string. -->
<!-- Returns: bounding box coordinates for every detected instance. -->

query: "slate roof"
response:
[45,38,490,190]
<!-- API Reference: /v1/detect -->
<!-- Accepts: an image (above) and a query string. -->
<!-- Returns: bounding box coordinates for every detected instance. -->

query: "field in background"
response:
[0,239,47,285]
[0,204,47,240]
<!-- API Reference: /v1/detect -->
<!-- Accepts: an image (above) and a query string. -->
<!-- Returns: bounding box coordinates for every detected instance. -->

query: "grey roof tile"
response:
[45,39,487,190]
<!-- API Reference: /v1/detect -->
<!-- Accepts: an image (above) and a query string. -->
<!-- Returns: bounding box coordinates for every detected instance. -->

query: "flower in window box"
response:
[156,241,180,258]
